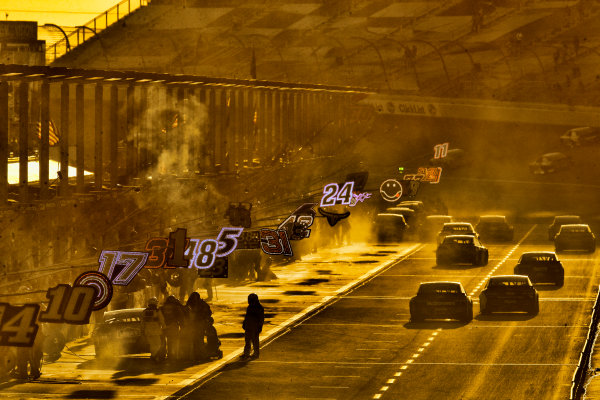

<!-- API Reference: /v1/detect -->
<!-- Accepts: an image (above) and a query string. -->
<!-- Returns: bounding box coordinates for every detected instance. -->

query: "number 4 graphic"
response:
[0,303,40,347]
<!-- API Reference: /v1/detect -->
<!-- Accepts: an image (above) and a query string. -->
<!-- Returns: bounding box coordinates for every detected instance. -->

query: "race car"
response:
[409,282,473,322]
[479,275,539,315]
[420,215,452,241]
[476,215,514,242]
[374,213,408,242]
[436,235,488,266]
[548,215,582,240]
[398,200,425,213]
[437,222,478,245]
[514,251,564,286]
[386,206,420,232]
[554,224,596,253]
[92,308,149,358]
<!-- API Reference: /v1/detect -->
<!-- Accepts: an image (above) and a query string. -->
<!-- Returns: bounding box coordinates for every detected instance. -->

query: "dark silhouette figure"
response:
[160,295,185,361]
[242,293,264,359]
[186,292,212,360]
[205,317,223,359]
[142,297,166,362]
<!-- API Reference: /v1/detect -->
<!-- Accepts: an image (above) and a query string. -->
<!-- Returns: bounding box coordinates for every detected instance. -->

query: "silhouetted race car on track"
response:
[479,275,539,315]
[436,235,488,266]
[437,222,478,245]
[514,251,564,286]
[374,213,408,242]
[476,215,513,242]
[420,215,452,241]
[554,224,596,253]
[409,282,473,322]
[93,308,149,358]
[548,215,582,240]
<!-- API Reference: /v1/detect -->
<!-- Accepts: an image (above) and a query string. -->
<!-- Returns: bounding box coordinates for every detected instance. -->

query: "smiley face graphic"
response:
[379,179,403,202]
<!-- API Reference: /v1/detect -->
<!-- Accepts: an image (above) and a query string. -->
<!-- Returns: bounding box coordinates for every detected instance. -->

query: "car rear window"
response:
[520,254,556,263]
[443,225,472,232]
[444,237,473,245]
[489,279,528,287]
[561,226,589,233]
[419,284,462,295]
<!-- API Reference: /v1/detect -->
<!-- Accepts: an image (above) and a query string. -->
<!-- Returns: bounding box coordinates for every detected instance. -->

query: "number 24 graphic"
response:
[320,182,354,207]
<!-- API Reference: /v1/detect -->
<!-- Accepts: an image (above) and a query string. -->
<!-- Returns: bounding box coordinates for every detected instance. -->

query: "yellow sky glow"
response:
[0,0,122,27]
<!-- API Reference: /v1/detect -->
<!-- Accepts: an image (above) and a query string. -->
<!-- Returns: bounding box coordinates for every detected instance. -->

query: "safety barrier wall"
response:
[570,284,600,398]
[0,64,370,206]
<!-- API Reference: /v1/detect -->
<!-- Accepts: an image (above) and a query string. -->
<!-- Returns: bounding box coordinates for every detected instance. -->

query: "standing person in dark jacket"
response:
[160,296,185,361]
[242,293,264,359]
[185,292,212,360]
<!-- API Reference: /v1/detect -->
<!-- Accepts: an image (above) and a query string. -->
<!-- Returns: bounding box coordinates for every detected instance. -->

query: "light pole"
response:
[351,36,392,91]
[380,38,422,91]
[77,25,110,69]
[43,24,70,50]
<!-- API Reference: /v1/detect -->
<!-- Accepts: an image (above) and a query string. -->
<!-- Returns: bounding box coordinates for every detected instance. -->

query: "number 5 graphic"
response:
[215,227,244,257]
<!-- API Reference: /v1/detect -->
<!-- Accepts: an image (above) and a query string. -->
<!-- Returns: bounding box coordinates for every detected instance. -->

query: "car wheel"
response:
[461,305,473,323]
[436,256,446,266]
[590,244,596,254]
[482,251,489,266]
[410,311,423,322]
[377,233,386,242]
[556,277,564,287]
[528,300,539,315]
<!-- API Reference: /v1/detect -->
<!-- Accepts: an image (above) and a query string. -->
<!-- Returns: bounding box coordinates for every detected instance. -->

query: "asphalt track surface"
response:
[179,224,598,400]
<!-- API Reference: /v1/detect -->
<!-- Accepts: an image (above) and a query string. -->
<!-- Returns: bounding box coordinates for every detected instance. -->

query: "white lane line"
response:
[473,325,588,328]
[364,340,398,343]
[253,360,577,366]
[394,372,402,377]
[468,225,537,297]
[373,394,382,399]
[310,386,349,389]
[380,386,389,391]
[387,379,396,384]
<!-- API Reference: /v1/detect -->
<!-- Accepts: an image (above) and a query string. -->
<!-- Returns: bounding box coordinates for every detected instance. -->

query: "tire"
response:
[461,305,473,323]
[555,277,564,287]
[528,300,539,315]
[410,311,424,322]
[436,256,447,266]
[482,251,488,266]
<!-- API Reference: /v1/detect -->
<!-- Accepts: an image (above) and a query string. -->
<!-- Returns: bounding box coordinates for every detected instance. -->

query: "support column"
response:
[265,90,273,163]
[18,81,29,201]
[258,90,266,164]
[94,83,103,190]
[60,82,69,196]
[177,87,185,174]
[76,83,85,192]
[0,81,7,203]
[126,84,135,180]
[40,80,50,199]
[140,86,149,170]
[109,84,118,187]
[273,90,281,161]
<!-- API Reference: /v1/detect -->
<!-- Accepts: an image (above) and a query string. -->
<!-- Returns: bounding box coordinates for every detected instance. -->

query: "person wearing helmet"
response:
[142,298,166,362]
[242,293,264,359]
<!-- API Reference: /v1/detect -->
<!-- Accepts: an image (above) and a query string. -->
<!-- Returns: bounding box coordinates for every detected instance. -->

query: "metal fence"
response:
[571,283,600,398]
[0,64,370,206]
[45,0,150,65]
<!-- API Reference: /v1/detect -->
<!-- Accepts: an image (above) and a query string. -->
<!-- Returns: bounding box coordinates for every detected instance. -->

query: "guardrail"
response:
[45,0,150,65]
[570,284,600,399]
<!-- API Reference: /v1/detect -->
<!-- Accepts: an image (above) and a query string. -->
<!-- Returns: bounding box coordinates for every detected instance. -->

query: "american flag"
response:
[37,120,59,146]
